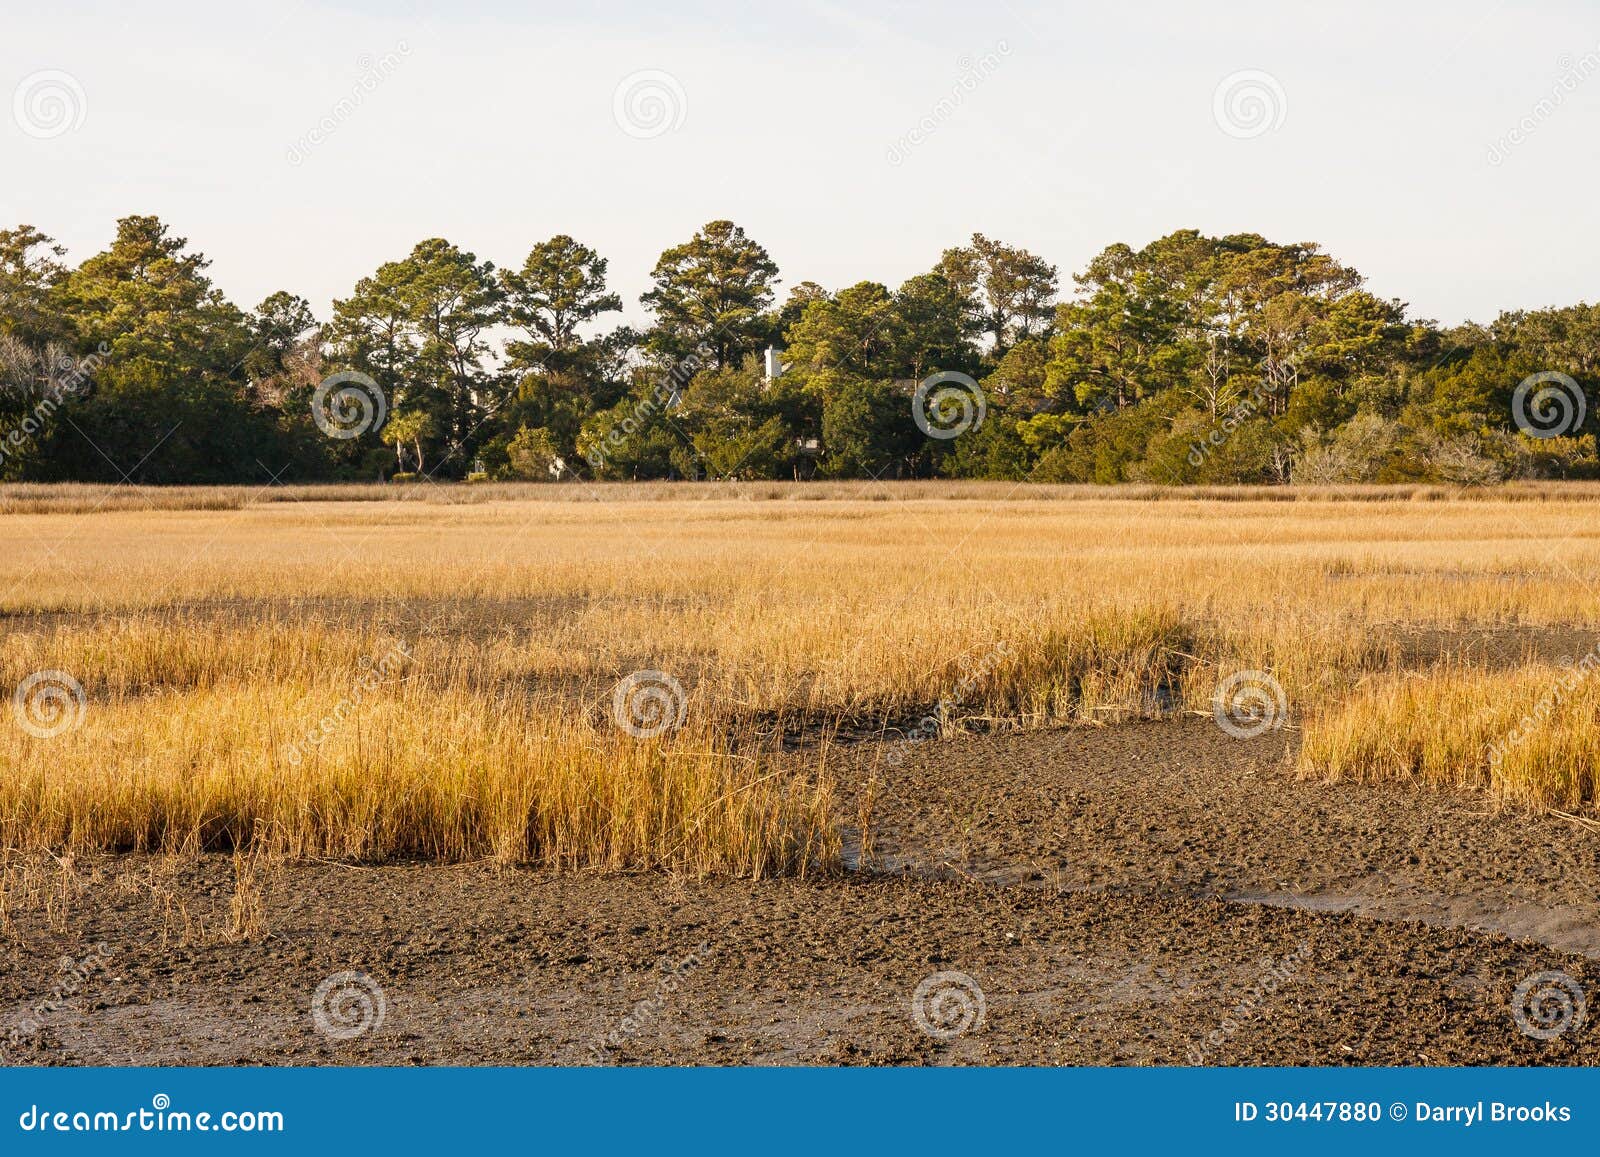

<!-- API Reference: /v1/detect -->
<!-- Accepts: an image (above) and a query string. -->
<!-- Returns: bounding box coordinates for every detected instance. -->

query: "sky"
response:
[3,0,1598,331]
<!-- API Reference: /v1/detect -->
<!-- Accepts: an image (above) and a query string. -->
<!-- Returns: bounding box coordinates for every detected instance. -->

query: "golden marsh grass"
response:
[0,681,837,877]
[3,482,1599,864]
[1298,663,1600,815]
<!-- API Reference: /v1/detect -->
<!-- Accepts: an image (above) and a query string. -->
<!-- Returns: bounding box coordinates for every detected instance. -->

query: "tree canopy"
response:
[0,215,1594,486]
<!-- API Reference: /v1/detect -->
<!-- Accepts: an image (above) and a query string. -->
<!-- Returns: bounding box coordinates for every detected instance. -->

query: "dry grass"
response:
[1297,662,1600,815]
[10,478,1600,515]
[0,680,836,877]
[4,483,1600,860]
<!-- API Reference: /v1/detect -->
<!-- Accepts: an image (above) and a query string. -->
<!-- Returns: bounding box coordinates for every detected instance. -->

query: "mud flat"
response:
[4,722,1596,1067]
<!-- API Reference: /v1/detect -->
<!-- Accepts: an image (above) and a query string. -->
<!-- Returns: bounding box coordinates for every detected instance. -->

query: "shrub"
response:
[1291,413,1399,484]
[503,425,563,481]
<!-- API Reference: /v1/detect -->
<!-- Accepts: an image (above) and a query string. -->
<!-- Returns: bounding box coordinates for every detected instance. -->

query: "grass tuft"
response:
[1298,664,1600,815]
[0,683,838,878]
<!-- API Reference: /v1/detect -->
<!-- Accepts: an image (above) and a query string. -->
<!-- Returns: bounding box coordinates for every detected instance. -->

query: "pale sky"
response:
[4,0,1597,332]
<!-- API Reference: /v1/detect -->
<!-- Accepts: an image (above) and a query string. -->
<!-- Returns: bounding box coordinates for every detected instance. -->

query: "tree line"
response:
[1,215,1596,486]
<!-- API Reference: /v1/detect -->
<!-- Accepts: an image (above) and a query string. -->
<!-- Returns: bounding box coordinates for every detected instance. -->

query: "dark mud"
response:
[3,721,1598,1066]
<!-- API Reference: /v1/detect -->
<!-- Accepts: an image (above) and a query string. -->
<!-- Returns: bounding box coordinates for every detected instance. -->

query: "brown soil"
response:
[4,720,1598,1066]
[846,719,1600,956]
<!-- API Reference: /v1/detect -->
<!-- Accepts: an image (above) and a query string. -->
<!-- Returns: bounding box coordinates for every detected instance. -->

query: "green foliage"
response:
[939,415,1034,480]
[4,216,1597,487]
[640,220,778,371]
[502,235,621,364]
[1029,394,1170,483]
[819,377,920,478]
[502,425,563,480]
[936,233,1058,354]
[9,217,326,483]
[676,363,804,480]
[578,380,686,480]
[244,291,317,383]
[0,225,70,347]
[783,273,976,387]
[381,408,437,475]
[328,237,504,475]
[784,282,898,380]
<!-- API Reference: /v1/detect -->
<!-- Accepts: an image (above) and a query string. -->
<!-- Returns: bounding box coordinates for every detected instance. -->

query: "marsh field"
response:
[3,479,1600,1065]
